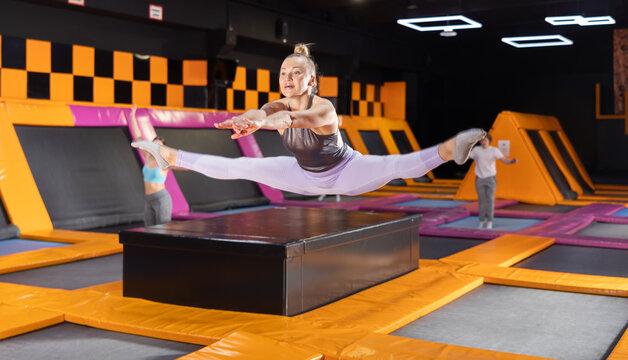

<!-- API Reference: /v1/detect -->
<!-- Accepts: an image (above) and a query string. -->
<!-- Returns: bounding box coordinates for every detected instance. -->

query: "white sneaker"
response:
[478,220,486,229]
[486,221,493,229]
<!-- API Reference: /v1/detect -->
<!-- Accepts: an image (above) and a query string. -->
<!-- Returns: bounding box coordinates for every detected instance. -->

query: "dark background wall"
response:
[0,0,625,179]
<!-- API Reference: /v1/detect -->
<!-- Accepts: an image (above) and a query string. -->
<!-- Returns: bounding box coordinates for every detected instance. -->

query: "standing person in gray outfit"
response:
[469,134,517,229]
[129,105,172,226]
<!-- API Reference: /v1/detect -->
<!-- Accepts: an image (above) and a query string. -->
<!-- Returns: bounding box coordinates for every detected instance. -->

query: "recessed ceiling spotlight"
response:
[440,30,457,37]
[545,15,615,26]
[397,15,482,32]
[501,35,573,48]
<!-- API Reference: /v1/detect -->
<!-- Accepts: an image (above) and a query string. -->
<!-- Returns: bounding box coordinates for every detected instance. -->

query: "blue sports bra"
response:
[142,165,167,184]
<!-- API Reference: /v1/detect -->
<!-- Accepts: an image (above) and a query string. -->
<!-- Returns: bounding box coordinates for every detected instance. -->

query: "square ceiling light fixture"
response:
[397,15,482,33]
[545,15,615,26]
[501,35,573,48]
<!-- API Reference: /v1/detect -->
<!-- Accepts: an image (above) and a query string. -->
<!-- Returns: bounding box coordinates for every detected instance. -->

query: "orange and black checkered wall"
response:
[0,35,208,108]
[351,81,383,117]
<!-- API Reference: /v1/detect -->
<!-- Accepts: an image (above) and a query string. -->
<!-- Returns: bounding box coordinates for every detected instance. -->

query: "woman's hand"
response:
[214,116,262,139]
[230,118,262,139]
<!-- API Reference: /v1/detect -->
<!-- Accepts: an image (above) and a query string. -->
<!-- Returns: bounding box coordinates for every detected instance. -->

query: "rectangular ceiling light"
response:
[545,15,615,26]
[397,15,482,32]
[501,35,573,48]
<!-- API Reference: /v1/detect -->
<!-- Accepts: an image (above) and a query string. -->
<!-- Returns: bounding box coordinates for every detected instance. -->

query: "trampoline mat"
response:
[575,221,628,239]
[419,236,484,259]
[0,322,202,360]
[514,244,628,277]
[0,239,66,256]
[440,216,543,231]
[613,208,628,217]
[0,254,122,290]
[502,203,578,213]
[393,199,468,208]
[391,284,628,360]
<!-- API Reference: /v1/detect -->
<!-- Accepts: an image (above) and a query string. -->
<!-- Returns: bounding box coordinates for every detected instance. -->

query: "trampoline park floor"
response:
[1,205,628,359]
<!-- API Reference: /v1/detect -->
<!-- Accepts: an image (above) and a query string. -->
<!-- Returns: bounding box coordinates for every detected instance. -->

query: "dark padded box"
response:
[120,207,420,316]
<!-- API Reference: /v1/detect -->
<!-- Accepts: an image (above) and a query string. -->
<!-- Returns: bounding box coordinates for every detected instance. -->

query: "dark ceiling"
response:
[247,0,627,49]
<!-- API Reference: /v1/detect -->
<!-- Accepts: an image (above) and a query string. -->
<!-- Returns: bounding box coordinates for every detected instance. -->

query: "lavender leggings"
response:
[175,145,445,196]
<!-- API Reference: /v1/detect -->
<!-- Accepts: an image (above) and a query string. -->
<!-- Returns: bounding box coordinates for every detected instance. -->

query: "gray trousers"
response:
[144,188,172,226]
[476,176,497,222]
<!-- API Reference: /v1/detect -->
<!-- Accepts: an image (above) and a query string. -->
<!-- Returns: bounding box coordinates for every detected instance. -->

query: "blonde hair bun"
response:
[294,43,312,57]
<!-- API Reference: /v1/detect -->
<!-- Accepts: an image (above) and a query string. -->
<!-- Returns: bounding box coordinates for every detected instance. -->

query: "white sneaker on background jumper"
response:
[485,221,493,229]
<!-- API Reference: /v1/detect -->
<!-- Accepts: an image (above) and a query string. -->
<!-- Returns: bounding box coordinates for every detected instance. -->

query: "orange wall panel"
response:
[113,51,133,81]
[93,77,114,104]
[72,45,94,77]
[166,84,183,108]
[381,81,405,120]
[183,60,207,86]
[150,56,168,84]
[1,69,27,99]
[50,73,74,102]
[132,81,151,106]
[319,76,338,98]
[26,39,51,73]
[257,69,270,92]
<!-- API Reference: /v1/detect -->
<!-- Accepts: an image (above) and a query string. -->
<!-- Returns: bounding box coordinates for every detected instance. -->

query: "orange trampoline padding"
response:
[608,328,628,360]
[177,331,323,360]
[443,234,554,267]
[0,102,53,233]
[80,281,123,296]
[339,333,556,360]
[0,302,64,340]
[0,237,121,274]
[3,99,75,126]
[296,266,483,334]
[455,263,628,298]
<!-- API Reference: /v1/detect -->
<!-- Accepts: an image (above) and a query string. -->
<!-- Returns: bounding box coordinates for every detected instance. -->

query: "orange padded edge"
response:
[0,302,64,340]
[177,331,323,360]
[296,266,483,334]
[607,328,628,360]
[454,263,628,297]
[4,98,75,126]
[0,234,121,274]
[0,102,53,232]
[443,234,554,267]
[339,332,555,360]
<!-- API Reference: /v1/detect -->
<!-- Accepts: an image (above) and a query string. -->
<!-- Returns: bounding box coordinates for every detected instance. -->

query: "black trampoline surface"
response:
[14,126,145,230]
[575,221,628,239]
[419,235,484,260]
[391,284,628,360]
[501,203,578,213]
[0,322,202,360]
[157,127,267,212]
[514,244,628,277]
[0,254,122,290]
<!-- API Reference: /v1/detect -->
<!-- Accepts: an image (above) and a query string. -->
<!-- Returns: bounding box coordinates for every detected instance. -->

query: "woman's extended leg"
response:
[333,128,486,195]
[333,145,444,195]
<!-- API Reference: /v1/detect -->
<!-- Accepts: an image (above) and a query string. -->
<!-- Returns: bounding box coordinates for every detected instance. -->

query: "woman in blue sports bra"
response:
[129,105,172,226]
[133,44,485,197]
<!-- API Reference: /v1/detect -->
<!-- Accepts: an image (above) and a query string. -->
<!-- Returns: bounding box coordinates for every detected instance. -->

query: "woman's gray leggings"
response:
[144,188,172,226]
